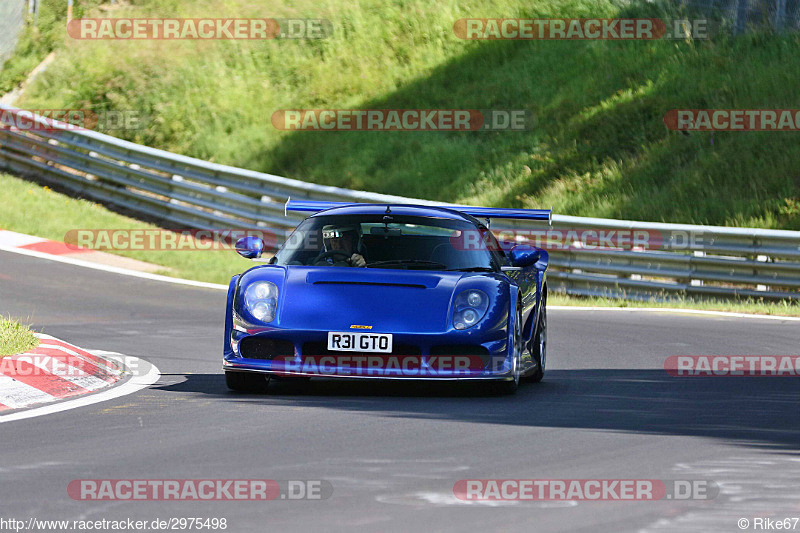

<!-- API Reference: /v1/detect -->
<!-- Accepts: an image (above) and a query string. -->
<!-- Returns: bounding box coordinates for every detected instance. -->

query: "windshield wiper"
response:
[444,267,496,272]
[366,260,448,269]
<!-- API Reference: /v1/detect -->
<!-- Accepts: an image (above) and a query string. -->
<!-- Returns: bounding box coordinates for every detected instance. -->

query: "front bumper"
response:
[223,328,515,380]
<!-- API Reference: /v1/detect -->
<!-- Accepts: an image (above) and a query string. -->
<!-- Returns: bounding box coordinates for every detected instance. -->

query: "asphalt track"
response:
[0,249,798,533]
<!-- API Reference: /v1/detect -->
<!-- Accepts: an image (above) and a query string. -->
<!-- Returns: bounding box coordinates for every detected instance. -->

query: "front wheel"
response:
[225,371,270,393]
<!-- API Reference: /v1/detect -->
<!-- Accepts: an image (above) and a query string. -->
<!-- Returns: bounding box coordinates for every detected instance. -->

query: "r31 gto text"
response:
[331,334,389,351]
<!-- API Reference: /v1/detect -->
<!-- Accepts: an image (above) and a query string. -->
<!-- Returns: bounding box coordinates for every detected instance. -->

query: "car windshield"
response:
[273,214,503,270]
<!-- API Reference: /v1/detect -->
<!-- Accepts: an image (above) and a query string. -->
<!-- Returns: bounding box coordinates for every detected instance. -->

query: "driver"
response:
[312,224,366,267]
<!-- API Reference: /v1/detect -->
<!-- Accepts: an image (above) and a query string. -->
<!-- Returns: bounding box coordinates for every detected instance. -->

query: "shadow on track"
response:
[152,369,800,452]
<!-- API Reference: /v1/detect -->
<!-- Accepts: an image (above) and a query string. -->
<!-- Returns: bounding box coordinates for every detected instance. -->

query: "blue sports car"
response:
[223,201,550,394]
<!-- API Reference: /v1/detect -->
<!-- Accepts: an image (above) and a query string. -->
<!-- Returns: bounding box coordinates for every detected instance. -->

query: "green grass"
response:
[0,172,250,285]
[0,317,38,357]
[10,0,800,229]
[550,294,800,317]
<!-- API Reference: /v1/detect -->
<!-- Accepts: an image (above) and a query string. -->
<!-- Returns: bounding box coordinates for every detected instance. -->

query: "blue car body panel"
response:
[222,274,239,361]
[223,204,548,381]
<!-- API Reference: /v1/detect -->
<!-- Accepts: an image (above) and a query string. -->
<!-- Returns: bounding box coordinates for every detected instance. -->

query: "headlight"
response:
[453,289,489,330]
[244,281,278,322]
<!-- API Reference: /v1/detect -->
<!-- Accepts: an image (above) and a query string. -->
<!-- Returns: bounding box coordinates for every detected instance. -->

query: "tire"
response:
[525,299,547,383]
[225,371,270,393]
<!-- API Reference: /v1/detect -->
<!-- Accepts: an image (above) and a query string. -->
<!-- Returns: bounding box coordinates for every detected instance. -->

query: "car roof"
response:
[307,204,483,225]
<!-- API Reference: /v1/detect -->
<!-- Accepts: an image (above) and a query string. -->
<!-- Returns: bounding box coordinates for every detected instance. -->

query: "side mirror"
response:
[235,236,264,259]
[509,245,541,268]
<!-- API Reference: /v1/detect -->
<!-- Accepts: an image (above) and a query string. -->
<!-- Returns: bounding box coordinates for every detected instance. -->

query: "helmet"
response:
[322,223,360,252]
[322,224,357,240]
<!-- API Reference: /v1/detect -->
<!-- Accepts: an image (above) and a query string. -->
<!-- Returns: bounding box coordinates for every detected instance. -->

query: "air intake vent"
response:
[240,337,295,360]
[430,345,491,369]
[312,281,426,289]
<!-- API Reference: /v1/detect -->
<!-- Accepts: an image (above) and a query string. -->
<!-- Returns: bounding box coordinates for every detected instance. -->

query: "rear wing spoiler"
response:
[285,199,552,224]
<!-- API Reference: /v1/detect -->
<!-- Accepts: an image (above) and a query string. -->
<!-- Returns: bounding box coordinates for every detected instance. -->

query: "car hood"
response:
[273,267,463,333]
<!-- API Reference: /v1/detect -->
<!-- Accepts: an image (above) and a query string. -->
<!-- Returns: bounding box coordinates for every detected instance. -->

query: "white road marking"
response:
[0,229,47,247]
[638,455,800,533]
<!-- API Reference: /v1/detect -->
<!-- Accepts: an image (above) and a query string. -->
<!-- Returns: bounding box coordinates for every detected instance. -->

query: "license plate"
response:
[327,332,393,353]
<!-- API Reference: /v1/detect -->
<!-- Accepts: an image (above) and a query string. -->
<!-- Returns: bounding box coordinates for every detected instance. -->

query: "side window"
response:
[480,227,507,267]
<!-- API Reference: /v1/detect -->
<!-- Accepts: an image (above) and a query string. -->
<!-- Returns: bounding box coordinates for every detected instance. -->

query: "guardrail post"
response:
[690,251,704,288]
[734,0,749,35]
[774,0,787,31]
[756,234,770,291]
[171,174,183,215]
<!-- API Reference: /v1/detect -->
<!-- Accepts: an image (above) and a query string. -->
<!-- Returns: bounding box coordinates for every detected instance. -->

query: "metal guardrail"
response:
[1,104,798,301]
[679,0,800,34]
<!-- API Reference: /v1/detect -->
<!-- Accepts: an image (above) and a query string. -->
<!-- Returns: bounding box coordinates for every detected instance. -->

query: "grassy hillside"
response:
[9,0,800,229]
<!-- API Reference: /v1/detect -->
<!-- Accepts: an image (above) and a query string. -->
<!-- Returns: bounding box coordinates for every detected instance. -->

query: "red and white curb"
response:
[0,229,93,258]
[0,333,150,416]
